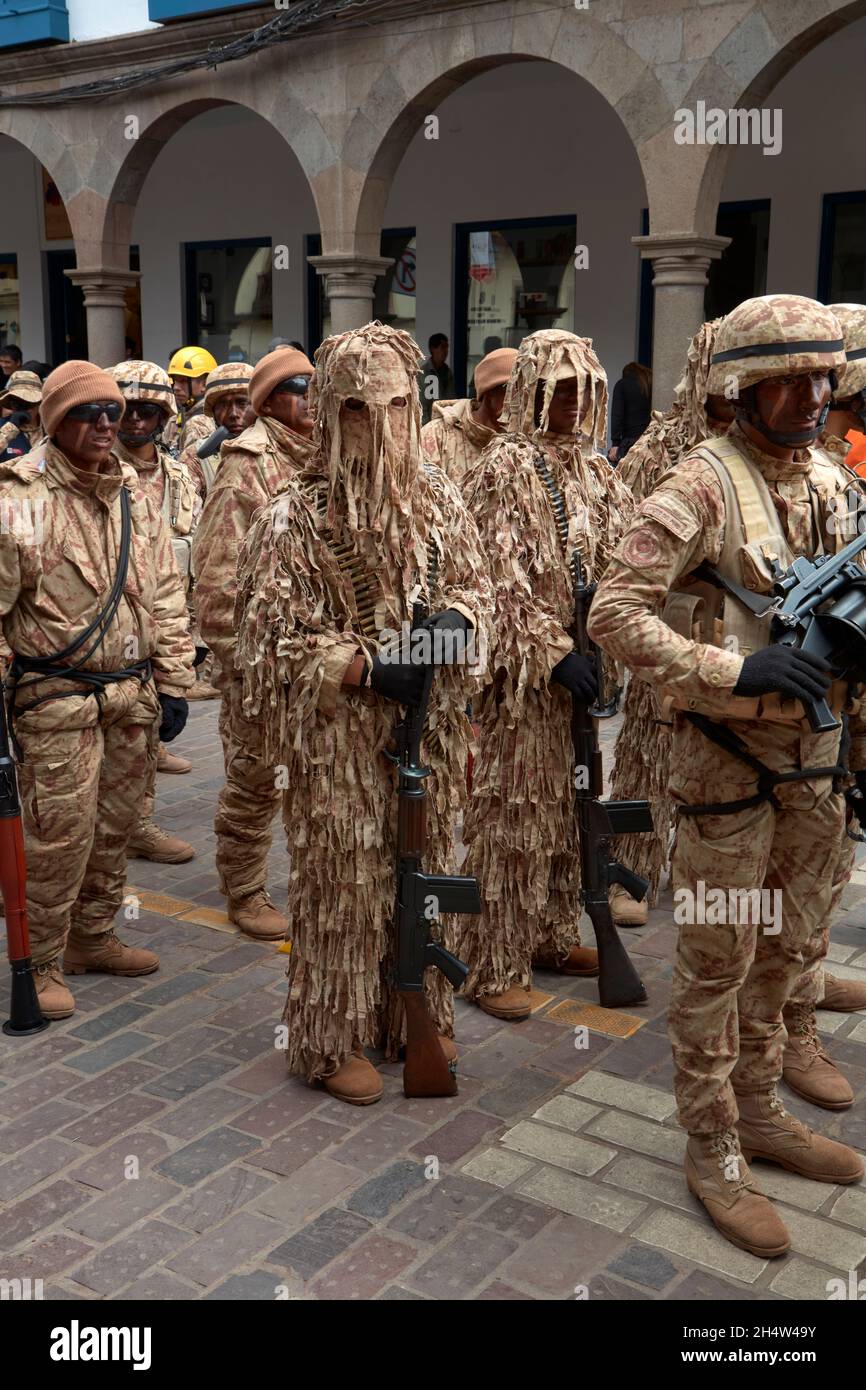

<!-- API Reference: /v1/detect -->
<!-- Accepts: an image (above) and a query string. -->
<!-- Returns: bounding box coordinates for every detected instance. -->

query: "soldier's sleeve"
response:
[192,471,261,680]
[587,464,745,713]
[0,505,21,665]
[147,495,196,696]
[463,448,573,703]
[179,442,207,506]
[428,469,492,661]
[235,487,359,760]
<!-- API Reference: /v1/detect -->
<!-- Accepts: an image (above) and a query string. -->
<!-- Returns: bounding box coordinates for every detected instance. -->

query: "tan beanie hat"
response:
[249,348,314,414]
[473,347,518,399]
[41,360,125,439]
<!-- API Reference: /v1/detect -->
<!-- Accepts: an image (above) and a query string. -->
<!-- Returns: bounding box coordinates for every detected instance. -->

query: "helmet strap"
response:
[735,385,825,448]
[118,426,162,447]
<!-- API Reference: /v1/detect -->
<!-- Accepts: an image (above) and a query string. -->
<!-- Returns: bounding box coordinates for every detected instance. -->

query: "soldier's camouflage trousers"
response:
[669,783,849,1135]
[16,684,159,966]
[215,680,281,902]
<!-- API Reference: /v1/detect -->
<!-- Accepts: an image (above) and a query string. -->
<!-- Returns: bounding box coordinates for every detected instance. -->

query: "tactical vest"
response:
[160,452,197,585]
[198,453,218,497]
[661,435,859,725]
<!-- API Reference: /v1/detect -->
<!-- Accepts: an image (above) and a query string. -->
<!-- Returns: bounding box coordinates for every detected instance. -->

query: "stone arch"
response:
[0,111,81,213]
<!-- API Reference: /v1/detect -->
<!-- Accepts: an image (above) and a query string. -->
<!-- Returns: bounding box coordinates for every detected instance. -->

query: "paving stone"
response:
[69,1002,153,1043]
[830,1185,866,1231]
[332,1114,428,1173]
[0,1139,82,1201]
[200,943,270,975]
[526,1030,614,1081]
[752,1165,839,1214]
[64,1062,159,1107]
[410,1109,502,1164]
[474,1192,556,1241]
[269,1208,372,1280]
[151,1086,248,1141]
[459,1031,545,1082]
[213,1020,281,1063]
[477,1281,535,1300]
[531,1095,601,1132]
[408,1223,517,1298]
[393,1076,485,1126]
[377,1285,429,1301]
[140,994,227,1036]
[0,1033,84,1080]
[607,1243,678,1290]
[587,1273,652,1300]
[224,1051,291,1095]
[70,1132,172,1192]
[71,1221,191,1295]
[251,1157,360,1229]
[632,1208,766,1284]
[167,1210,284,1286]
[517,1165,646,1233]
[59,1094,167,1147]
[586,1110,685,1163]
[166,1168,275,1232]
[155,1127,262,1187]
[246,1118,349,1177]
[209,993,282,1031]
[501,1120,616,1175]
[589,1028,671,1081]
[232,1089,325,1140]
[0,1180,93,1252]
[64,1032,153,1074]
[139,1026,228,1070]
[112,1271,201,1301]
[67,1176,181,1241]
[0,1234,94,1280]
[669,1269,780,1301]
[205,966,281,1002]
[205,1270,303,1301]
[475,1068,555,1119]
[143,1054,240,1101]
[781,1207,866,1272]
[770,1257,841,1301]
[387,1174,495,1242]
[135,972,212,1008]
[346,1161,428,1219]
[0,1067,84,1119]
[568,1071,678,1120]
[0,1100,86,1155]
[461,1148,535,1189]
[601,1152,695,1213]
[312,1233,416,1300]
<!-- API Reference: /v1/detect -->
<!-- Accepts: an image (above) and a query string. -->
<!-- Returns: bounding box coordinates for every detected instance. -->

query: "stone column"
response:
[307,253,394,335]
[64,267,142,367]
[632,233,730,411]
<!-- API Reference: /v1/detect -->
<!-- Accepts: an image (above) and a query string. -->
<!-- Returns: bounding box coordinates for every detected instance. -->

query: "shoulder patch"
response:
[639,492,701,544]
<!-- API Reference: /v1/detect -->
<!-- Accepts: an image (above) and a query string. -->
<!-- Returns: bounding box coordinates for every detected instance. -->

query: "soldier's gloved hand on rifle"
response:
[732,645,832,702]
[369,652,427,705]
[158,694,189,743]
[420,608,471,664]
[550,649,597,701]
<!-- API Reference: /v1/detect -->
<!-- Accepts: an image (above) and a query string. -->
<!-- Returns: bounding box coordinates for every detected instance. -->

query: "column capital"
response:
[631,233,731,287]
[307,252,394,299]
[64,266,141,308]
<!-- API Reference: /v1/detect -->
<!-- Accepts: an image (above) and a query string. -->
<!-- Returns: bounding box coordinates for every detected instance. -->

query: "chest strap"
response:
[678,711,845,817]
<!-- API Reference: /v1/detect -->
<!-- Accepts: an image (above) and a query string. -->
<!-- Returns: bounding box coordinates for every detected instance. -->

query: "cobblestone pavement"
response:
[1,702,865,1302]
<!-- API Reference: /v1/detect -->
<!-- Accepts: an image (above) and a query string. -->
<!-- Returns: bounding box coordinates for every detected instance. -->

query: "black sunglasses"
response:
[271,375,311,396]
[124,401,162,420]
[65,402,123,423]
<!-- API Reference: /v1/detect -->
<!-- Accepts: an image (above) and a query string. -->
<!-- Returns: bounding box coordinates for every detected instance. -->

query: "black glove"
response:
[855,770,866,802]
[158,694,189,743]
[369,653,427,705]
[550,650,597,701]
[732,645,832,702]
[420,608,471,664]
[193,645,210,669]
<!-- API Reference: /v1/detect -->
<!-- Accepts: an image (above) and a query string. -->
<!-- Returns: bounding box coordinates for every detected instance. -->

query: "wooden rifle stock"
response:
[0,679,48,1035]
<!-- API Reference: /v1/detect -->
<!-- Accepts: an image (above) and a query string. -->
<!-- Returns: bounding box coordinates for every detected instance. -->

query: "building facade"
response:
[0,0,864,408]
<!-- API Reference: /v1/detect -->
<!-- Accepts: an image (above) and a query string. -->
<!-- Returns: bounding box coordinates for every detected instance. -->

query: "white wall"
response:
[66,0,158,42]
[0,137,55,360]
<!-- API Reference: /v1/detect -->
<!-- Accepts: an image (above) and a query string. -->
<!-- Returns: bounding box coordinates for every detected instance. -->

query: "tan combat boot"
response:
[64,931,159,978]
[33,959,75,1020]
[533,945,599,977]
[156,743,191,774]
[187,681,220,701]
[821,973,866,1012]
[610,884,649,928]
[737,1089,864,1184]
[227,891,288,942]
[783,1003,853,1110]
[127,820,195,864]
[323,1053,383,1106]
[685,1130,790,1258]
[478,985,532,1021]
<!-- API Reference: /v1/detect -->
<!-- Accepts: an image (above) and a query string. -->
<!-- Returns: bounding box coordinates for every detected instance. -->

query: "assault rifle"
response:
[196,424,230,460]
[571,553,650,1009]
[0,679,48,1035]
[697,528,866,734]
[387,604,479,1097]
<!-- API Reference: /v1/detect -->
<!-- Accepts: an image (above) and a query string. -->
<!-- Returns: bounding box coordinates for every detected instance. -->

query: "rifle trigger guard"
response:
[399,764,431,782]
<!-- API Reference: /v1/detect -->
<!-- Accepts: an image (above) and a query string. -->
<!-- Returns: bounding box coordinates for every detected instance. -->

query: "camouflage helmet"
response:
[707,295,845,396]
[109,360,175,419]
[828,304,866,402]
[203,361,254,418]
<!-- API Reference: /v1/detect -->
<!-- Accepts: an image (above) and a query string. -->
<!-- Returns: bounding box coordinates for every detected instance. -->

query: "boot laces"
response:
[789,1004,823,1058]
[710,1130,748,1192]
[767,1088,810,1138]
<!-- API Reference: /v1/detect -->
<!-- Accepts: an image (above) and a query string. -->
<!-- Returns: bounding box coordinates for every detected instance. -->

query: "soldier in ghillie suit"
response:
[607,320,732,926]
[235,322,490,1105]
[420,347,517,486]
[589,296,866,1258]
[457,329,634,1022]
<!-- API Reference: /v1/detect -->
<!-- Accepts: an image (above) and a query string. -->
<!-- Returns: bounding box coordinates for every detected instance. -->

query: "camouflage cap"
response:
[707,295,845,396]
[203,361,254,417]
[109,359,175,418]
[828,304,866,401]
[0,369,42,405]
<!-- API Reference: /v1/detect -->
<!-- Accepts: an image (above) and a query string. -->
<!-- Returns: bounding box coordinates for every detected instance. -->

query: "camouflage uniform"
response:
[235,324,491,1081]
[458,330,634,1003]
[588,297,865,1136]
[0,441,195,967]
[420,398,497,487]
[179,362,255,504]
[193,415,316,908]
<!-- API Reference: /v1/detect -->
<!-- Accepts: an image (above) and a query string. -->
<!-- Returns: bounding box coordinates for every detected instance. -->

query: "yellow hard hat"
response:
[168,346,218,379]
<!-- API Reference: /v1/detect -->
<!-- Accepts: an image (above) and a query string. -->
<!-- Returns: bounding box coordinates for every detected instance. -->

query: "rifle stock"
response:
[0,679,48,1035]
